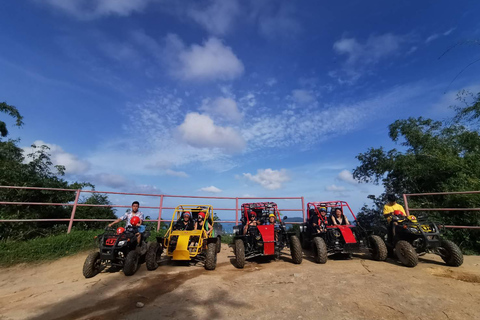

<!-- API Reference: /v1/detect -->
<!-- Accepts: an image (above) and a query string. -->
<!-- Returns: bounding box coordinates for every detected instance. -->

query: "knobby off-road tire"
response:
[205,242,217,270]
[369,235,388,261]
[313,237,328,264]
[124,250,140,276]
[395,240,418,267]
[83,252,101,278]
[146,242,162,271]
[439,240,463,267]
[216,236,222,253]
[290,235,303,264]
[234,239,245,269]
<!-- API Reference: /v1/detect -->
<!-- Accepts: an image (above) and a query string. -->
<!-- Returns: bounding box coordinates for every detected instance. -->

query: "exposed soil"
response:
[0,246,479,320]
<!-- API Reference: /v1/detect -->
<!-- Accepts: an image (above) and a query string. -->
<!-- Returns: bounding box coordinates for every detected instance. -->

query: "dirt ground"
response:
[0,246,479,320]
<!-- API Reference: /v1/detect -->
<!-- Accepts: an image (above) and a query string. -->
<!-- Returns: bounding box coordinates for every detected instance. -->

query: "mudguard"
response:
[257,225,275,255]
[337,226,356,244]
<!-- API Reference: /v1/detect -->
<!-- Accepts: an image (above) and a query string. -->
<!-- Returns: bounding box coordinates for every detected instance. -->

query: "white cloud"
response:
[337,170,357,185]
[187,0,240,35]
[177,112,246,153]
[325,184,346,192]
[40,0,153,19]
[266,78,277,86]
[199,185,222,193]
[406,46,418,55]
[255,2,301,39]
[165,169,189,178]
[200,97,243,122]
[292,89,316,104]
[93,173,129,189]
[332,33,404,83]
[243,168,290,190]
[426,28,456,44]
[22,140,90,175]
[165,34,244,81]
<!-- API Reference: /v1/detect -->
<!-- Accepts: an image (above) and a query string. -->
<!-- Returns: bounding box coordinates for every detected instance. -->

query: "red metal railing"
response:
[0,186,305,233]
[403,191,480,229]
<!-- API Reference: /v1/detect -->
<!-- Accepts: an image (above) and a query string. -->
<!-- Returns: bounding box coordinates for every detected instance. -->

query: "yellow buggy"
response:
[163,205,221,270]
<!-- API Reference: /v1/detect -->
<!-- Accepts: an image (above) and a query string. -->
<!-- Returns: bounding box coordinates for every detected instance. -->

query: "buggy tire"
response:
[234,239,245,269]
[83,252,101,278]
[313,237,328,264]
[205,242,217,270]
[369,235,387,261]
[290,235,303,264]
[216,236,221,253]
[439,240,463,267]
[395,240,418,267]
[124,250,139,276]
[146,242,162,271]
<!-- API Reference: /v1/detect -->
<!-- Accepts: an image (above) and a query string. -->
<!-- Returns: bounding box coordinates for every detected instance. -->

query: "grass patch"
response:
[0,228,167,267]
[0,229,102,267]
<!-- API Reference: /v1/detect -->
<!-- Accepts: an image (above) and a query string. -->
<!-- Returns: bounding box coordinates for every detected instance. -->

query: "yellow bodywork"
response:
[164,205,214,261]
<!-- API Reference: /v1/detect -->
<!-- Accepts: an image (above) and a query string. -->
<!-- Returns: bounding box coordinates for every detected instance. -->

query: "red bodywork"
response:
[257,224,275,255]
[105,237,117,246]
[308,201,358,244]
[329,225,356,243]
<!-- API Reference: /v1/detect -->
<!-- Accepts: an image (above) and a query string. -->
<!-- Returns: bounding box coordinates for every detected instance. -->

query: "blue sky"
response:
[1,0,480,219]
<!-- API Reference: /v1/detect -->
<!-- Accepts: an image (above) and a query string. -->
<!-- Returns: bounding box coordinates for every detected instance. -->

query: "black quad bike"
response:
[83,225,163,277]
[385,214,463,268]
[299,201,387,264]
[232,202,302,268]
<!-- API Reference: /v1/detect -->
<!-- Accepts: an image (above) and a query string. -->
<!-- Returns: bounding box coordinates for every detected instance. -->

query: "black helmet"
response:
[387,194,396,202]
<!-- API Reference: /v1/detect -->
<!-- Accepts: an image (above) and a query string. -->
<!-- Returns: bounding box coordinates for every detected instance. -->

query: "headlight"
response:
[118,240,127,246]
[408,227,420,234]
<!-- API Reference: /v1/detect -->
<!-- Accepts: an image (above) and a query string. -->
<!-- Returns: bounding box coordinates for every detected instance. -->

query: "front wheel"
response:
[205,242,217,270]
[395,240,418,267]
[369,235,387,261]
[290,235,303,264]
[234,239,245,269]
[313,237,328,264]
[146,242,162,271]
[83,252,101,278]
[124,250,139,276]
[438,240,463,267]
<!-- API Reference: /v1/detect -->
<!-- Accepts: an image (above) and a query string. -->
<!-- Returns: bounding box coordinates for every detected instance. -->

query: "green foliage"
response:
[0,101,24,138]
[353,92,480,252]
[0,103,116,240]
[0,229,100,266]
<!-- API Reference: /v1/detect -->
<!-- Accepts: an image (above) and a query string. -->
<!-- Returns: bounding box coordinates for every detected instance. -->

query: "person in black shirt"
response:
[174,211,195,231]
[310,207,328,233]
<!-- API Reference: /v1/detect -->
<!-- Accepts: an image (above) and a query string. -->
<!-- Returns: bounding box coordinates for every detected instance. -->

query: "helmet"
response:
[198,211,206,219]
[116,227,125,234]
[249,211,256,219]
[268,213,275,218]
[183,211,191,217]
[393,210,404,216]
[319,207,327,213]
[130,216,140,226]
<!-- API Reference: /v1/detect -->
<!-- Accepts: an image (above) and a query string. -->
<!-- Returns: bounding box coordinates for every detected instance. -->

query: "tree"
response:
[0,103,116,240]
[353,93,480,252]
[0,102,23,138]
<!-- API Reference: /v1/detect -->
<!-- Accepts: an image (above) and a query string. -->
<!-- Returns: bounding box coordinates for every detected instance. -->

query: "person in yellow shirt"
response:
[383,194,407,242]
[383,194,407,222]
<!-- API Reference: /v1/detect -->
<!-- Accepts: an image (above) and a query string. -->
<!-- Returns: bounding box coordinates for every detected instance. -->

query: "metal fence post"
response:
[403,193,410,216]
[301,196,305,222]
[235,197,239,225]
[67,189,81,234]
[157,195,164,231]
